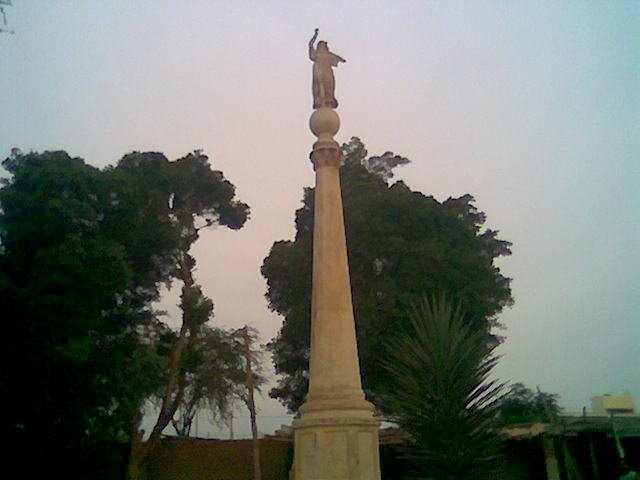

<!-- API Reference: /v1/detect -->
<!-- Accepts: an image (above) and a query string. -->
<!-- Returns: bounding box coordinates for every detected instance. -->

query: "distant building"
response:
[591,394,635,416]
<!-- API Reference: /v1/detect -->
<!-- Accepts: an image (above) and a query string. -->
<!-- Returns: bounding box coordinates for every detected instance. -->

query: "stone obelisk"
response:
[292,29,381,480]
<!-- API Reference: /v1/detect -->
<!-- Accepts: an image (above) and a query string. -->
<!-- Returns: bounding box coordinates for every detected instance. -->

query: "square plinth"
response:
[292,415,381,480]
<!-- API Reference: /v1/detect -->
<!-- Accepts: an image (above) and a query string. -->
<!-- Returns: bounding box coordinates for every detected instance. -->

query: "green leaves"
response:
[171,325,265,437]
[498,383,561,425]
[180,284,214,331]
[0,148,249,476]
[381,294,505,480]
[262,137,513,412]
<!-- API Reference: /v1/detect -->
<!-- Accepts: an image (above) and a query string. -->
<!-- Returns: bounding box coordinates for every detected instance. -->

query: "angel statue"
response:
[309,29,346,109]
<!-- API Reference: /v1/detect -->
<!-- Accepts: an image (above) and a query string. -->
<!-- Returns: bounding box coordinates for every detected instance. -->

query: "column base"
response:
[292,407,381,480]
[299,389,375,415]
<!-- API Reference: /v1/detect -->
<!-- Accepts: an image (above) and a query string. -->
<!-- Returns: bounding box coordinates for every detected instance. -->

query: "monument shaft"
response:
[308,154,363,400]
[293,114,381,480]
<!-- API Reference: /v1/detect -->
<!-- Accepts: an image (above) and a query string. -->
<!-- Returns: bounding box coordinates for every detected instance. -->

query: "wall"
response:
[146,438,292,480]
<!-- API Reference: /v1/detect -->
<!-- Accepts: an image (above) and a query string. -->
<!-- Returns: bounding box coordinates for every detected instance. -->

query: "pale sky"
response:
[1,1,638,438]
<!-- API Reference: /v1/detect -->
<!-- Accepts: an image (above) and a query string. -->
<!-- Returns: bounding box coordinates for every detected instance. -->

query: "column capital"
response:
[310,144,342,170]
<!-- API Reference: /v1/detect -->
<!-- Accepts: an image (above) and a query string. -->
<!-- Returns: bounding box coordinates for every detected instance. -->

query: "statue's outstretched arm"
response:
[329,53,346,66]
[309,28,319,47]
[309,28,319,60]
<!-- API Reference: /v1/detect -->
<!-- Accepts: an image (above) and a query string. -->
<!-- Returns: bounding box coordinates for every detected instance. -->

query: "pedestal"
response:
[293,412,380,480]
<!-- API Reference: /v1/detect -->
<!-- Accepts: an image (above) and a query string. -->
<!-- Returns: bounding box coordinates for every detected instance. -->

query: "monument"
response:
[291,30,381,479]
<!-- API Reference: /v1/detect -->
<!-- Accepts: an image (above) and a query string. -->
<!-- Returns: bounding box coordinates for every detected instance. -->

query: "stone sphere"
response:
[309,108,340,138]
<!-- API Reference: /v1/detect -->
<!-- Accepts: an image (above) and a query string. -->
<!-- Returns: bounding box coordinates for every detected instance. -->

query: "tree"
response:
[381,294,506,480]
[498,383,561,426]
[262,137,513,411]
[0,149,249,479]
[105,151,249,479]
[0,151,163,477]
[170,325,265,437]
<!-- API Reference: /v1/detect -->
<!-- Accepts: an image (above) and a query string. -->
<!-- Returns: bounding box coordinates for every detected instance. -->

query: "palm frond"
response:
[380,293,505,479]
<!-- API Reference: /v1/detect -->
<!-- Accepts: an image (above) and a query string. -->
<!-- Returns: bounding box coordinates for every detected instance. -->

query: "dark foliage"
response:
[498,383,561,425]
[262,137,513,412]
[0,149,248,478]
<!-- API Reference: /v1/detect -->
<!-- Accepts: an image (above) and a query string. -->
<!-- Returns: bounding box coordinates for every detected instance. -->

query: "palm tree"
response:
[381,294,505,480]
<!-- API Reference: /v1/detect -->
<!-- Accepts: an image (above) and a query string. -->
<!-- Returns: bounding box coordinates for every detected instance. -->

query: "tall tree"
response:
[105,151,249,479]
[262,137,513,412]
[0,149,249,479]
[0,151,161,477]
[381,294,505,479]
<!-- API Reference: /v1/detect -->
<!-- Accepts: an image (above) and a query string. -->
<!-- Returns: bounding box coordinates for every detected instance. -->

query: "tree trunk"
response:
[243,326,261,480]
[148,254,195,441]
[126,412,148,480]
[127,253,197,478]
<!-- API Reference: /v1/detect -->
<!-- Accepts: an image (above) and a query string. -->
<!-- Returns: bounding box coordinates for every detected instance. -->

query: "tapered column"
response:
[292,108,381,480]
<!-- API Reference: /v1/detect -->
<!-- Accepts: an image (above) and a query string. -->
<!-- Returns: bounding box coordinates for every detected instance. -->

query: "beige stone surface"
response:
[292,103,381,479]
[309,108,340,143]
[293,419,380,480]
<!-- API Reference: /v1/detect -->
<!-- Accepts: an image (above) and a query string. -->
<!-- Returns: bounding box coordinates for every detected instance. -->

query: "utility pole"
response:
[242,326,261,480]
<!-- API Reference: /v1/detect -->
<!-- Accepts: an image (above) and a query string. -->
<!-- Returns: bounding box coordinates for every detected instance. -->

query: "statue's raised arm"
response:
[309,29,345,109]
[309,28,319,61]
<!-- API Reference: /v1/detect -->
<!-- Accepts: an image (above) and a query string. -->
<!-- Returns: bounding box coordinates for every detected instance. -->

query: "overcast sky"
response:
[1,1,638,438]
